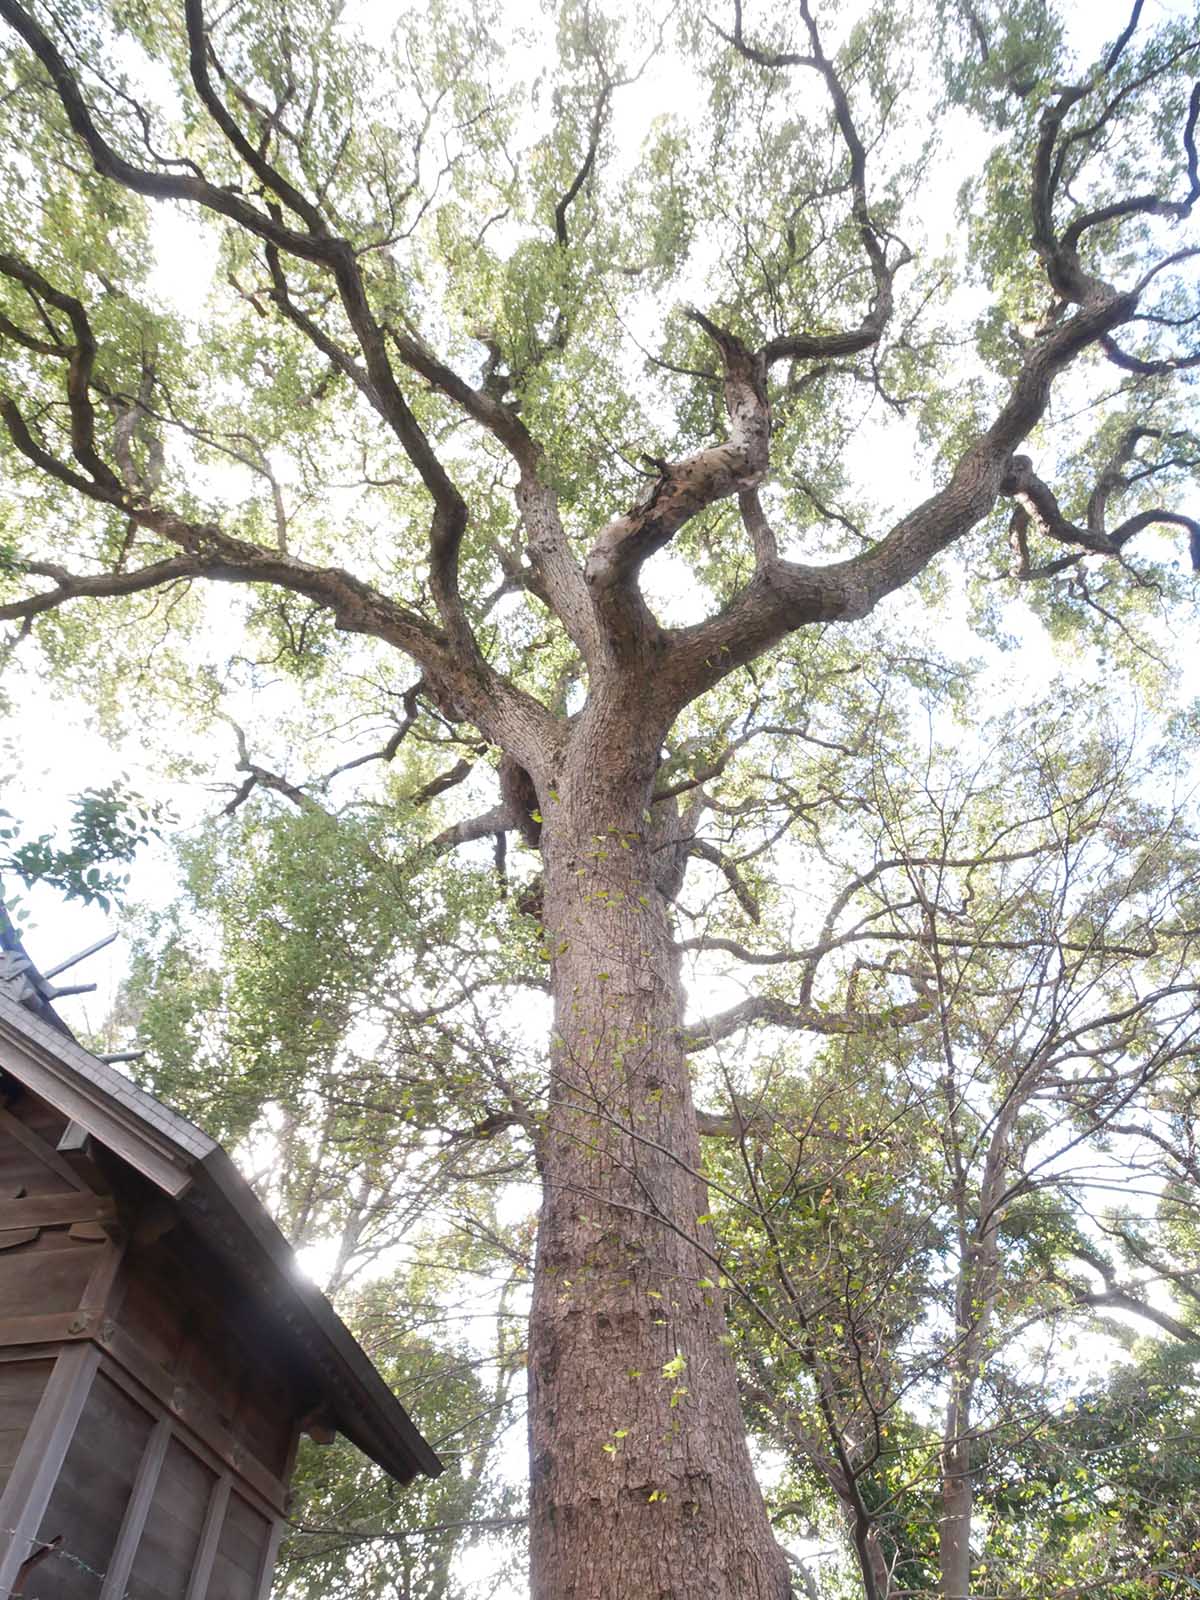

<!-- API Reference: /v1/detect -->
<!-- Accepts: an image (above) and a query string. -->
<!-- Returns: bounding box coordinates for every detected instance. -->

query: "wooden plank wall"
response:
[8,1360,281,1600]
[125,1435,216,1600]
[30,1370,155,1599]
[0,1343,102,1600]
[0,1095,119,1353]
[0,1360,51,1495]
[109,1235,300,1488]
[0,1084,291,1599]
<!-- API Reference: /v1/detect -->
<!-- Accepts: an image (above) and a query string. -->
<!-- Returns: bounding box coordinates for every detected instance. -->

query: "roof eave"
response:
[0,990,441,1484]
[189,1146,443,1482]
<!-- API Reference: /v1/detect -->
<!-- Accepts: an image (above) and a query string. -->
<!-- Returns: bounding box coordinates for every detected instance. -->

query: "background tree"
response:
[1,0,1199,1595]
[705,703,1200,1597]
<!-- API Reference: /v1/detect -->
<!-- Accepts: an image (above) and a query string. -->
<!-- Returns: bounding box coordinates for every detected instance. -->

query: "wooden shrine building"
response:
[0,917,440,1599]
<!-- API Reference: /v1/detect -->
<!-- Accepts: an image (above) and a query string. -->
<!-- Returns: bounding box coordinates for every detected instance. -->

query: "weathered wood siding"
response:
[125,1436,216,1599]
[0,1359,51,1494]
[209,1490,275,1600]
[0,1081,294,1600]
[32,1370,155,1597]
[108,1232,301,1488]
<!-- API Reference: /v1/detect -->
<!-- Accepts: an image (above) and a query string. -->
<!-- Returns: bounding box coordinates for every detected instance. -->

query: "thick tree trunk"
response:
[526,726,791,1600]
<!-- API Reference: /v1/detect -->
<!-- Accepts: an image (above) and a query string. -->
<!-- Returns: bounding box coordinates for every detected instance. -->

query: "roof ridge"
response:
[0,890,77,1036]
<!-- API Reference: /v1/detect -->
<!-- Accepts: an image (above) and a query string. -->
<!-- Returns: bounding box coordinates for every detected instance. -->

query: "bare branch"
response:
[663,284,1138,708]
[683,989,930,1052]
[554,79,611,248]
[0,554,200,621]
[583,314,770,659]
[718,0,909,368]
[1002,446,1200,571]
[0,0,335,262]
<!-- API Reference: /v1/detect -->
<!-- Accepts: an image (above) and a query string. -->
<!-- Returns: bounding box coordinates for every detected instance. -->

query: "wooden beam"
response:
[98,1341,287,1515]
[57,1122,112,1193]
[0,1345,64,1366]
[0,1108,90,1193]
[0,1193,117,1231]
[0,1009,203,1196]
[0,1228,39,1251]
[98,1413,171,1599]
[132,1198,178,1248]
[253,1516,286,1600]
[0,1248,124,1346]
[40,932,118,981]
[56,1122,92,1155]
[0,1341,100,1596]
[184,1473,231,1600]
[0,1311,103,1350]
[299,1405,337,1445]
[81,1234,125,1311]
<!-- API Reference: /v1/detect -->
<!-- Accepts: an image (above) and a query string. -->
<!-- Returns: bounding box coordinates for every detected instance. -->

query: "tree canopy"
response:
[1,0,1199,1594]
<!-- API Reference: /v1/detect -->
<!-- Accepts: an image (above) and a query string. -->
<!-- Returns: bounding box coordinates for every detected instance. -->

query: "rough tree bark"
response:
[526,701,793,1599]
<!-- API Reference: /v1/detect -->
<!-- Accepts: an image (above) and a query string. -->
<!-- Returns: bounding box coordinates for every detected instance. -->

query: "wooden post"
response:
[253,1517,285,1600]
[98,1413,171,1599]
[183,1473,231,1600]
[0,1342,100,1596]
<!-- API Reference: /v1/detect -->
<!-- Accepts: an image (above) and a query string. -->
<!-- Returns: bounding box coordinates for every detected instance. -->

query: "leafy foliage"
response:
[0,778,170,909]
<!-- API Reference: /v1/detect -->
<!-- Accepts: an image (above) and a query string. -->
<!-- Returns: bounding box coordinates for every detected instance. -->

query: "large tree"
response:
[1,0,1199,1594]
